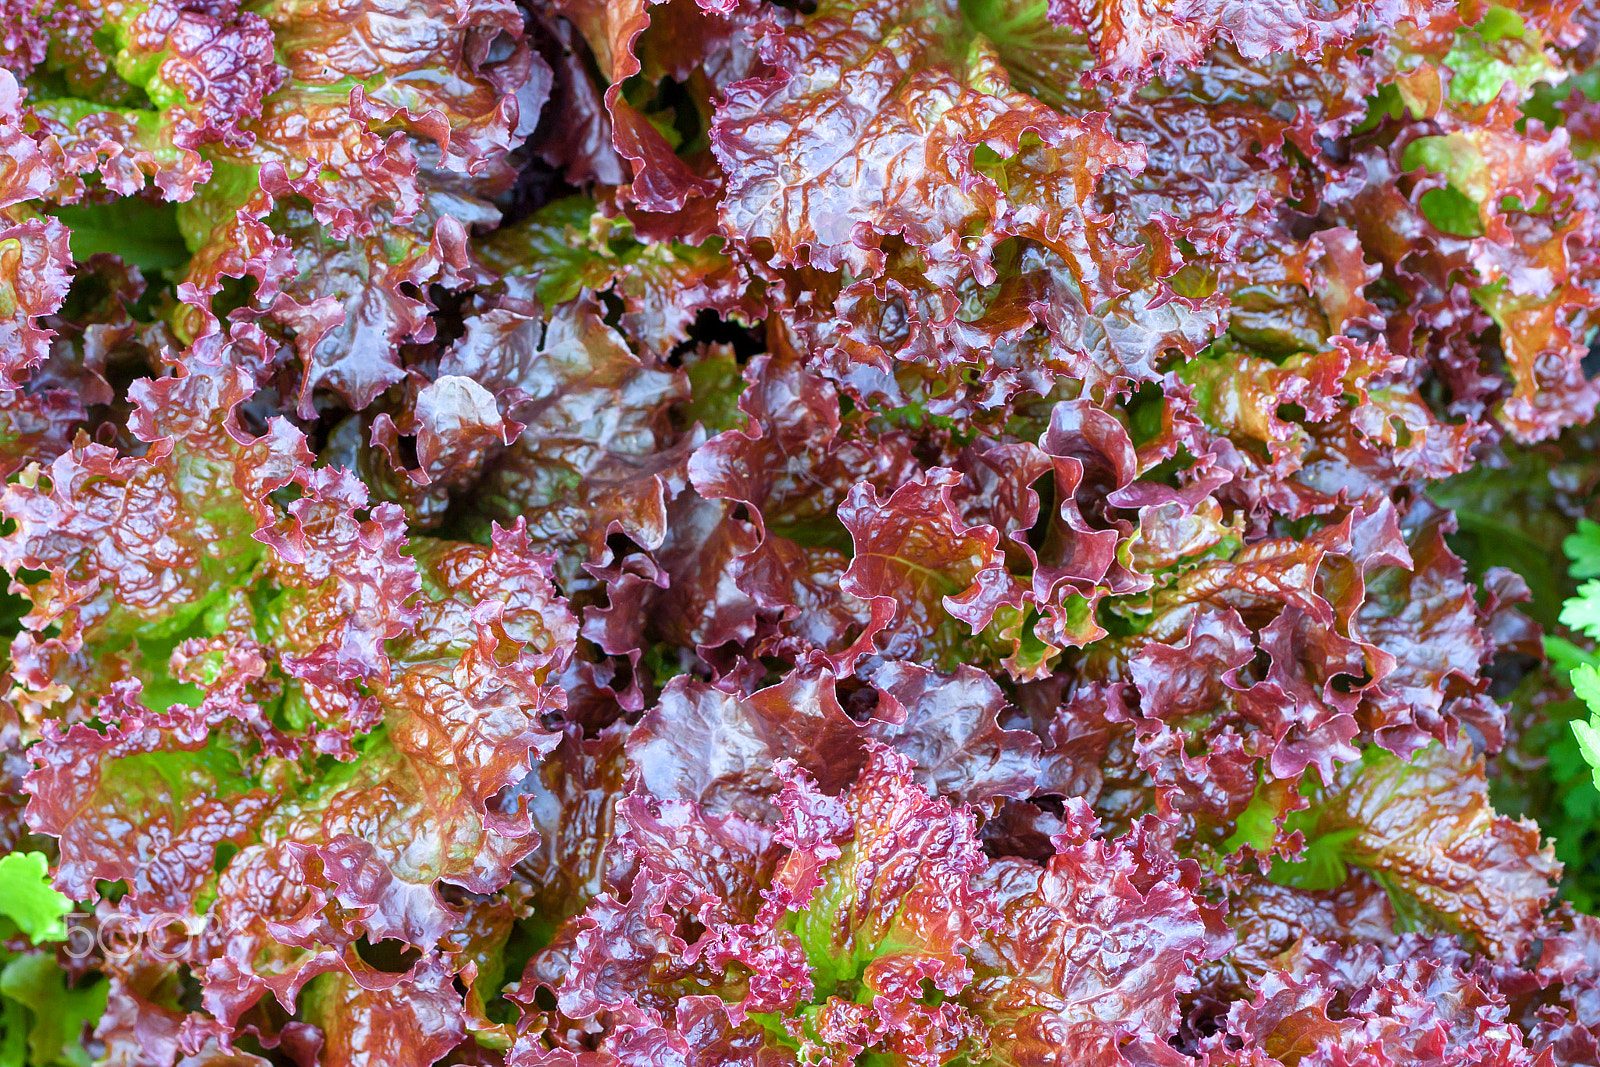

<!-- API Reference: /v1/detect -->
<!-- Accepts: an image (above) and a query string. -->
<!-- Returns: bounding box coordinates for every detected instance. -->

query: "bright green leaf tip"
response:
[1570,665,1600,792]
[0,853,72,943]
[1559,580,1600,640]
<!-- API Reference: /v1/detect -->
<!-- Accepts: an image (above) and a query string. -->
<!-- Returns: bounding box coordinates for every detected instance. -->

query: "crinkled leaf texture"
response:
[0,0,1596,1064]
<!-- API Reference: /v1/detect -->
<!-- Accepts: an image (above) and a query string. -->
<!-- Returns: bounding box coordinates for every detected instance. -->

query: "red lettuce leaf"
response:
[969,808,1211,1067]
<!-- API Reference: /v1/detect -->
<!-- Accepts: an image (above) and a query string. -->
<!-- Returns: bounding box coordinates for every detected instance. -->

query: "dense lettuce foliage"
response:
[3,0,1600,1064]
